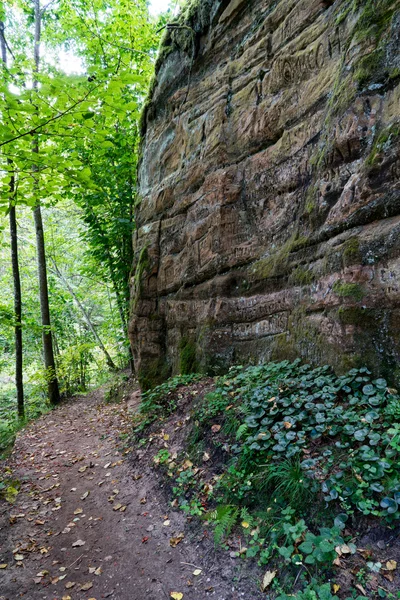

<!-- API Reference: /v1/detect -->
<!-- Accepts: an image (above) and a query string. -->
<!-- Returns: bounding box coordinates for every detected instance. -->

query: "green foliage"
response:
[0,376,49,454]
[153,448,171,465]
[212,362,400,519]
[276,582,340,600]
[137,373,201,425]
[206,504,240,545]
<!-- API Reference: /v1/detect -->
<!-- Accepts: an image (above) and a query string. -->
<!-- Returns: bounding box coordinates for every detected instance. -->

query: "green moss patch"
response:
[179,335,198,375]
[333,280,365,301]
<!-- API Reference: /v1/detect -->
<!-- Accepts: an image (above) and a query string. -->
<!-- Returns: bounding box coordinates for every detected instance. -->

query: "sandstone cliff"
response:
[130,0,400,389]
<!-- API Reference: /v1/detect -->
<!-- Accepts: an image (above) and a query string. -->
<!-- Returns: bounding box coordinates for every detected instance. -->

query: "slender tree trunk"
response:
[0,20,25,418]
[50,260,117,370]
[10,199,24,418]
[32,0,60,404]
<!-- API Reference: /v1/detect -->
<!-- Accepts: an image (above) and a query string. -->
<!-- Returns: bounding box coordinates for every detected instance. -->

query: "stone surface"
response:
[130,0,400,389]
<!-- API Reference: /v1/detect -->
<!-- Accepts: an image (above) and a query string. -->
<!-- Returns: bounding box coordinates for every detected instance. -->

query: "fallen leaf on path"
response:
[170,593,183,600]
[355,583,367,596]
[81,491,90,500]
[78,466,87,473]
[170,533,184,547]
[386,560,397,571]
[261,570,277,591]
[74,508,83,515]
[333,584,340,593]
[163,520,171,526]
[62,596,71,600]
[14,554,24,561]
[0,564,8,569]
[65,582,75,589]
[203,452,210,462]
[80,582,93,591]
[193,569,202,576]
[113,503,122,511]
[72,539,85,547]
[211,425,221,433]
[140,497,147,504]
[142,536,149,543]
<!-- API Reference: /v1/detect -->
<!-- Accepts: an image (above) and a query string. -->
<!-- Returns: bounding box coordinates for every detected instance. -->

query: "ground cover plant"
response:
[138,360,400,598]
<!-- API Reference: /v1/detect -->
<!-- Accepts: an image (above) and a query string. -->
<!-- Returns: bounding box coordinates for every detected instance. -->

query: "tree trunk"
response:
[33,206,60,403]
[32,0,60,405]
[0,20,25,418]
[50,260,117,370]
[10,201,24,418]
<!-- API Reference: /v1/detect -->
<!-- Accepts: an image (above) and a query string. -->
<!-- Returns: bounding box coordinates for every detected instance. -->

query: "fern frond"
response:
[236,423,248,440]
[212,505,239,544]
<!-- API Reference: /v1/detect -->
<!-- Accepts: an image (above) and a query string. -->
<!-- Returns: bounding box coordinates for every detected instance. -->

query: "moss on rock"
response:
[333,280,365,301]
[342,237,362,267]
[179,335,198,375]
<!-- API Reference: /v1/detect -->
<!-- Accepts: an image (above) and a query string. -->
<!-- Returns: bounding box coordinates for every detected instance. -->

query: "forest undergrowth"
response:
[133,360,400,599]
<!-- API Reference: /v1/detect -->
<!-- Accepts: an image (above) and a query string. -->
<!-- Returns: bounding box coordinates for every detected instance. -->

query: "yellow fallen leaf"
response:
[170,533,184,547]
[65,582,75,589]
[14,554,24,561]
[0,564,8,569]
[62,596,72,600]
[261,570,277,591]
[74,508,83,515]
[241,521,250,529]
[386,560,397,571]
[193,569,202,576]
[333,584,340,593]
[170,593,183,600]
[113,503,122,511]
[80,581,93,591]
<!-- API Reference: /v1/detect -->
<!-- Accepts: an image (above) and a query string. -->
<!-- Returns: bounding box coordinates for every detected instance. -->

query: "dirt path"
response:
[0,388,263,600]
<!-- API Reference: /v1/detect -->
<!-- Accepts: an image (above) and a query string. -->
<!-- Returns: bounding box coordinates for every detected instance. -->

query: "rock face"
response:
[130,0,400,389]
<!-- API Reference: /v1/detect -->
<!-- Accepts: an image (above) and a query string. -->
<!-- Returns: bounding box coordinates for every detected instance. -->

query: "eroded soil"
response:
[0,387,264,600]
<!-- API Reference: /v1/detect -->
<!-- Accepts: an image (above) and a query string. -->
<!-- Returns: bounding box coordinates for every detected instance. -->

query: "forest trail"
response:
[0,387,261,600]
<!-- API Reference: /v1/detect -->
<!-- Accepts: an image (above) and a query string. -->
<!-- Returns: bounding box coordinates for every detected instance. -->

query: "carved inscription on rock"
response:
[131,0,400,386]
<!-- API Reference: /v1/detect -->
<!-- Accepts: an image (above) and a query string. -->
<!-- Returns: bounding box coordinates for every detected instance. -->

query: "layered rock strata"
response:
[130,0,400,388]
